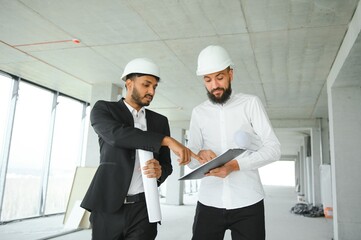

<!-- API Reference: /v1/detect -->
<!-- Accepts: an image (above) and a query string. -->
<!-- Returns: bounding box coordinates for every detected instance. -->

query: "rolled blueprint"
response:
[137,149,162,223]
[234,130,262,151]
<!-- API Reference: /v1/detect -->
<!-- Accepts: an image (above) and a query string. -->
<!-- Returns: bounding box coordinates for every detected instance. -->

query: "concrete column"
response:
[320,118,331,165]
[310,127,322,205]
[326,1,361,238]
[303,139,311,203]
[305,156,313,204]
[299,135,314,205]
[84,82,121,167]
[295,153,300,193]
[299,146,305,196]
[328,86,361,240]
[166,127,185,205]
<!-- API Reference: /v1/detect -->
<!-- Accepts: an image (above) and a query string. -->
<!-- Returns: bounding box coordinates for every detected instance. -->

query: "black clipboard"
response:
[179,148,246,180]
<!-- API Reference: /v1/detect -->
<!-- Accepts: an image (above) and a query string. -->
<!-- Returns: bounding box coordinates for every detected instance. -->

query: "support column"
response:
[166,127,185,205]
[328,86,361,239]
[326,1,361,238]
[84,83,121,167]
[305,156,313,204]
[299,146,305,196]
[320,118,331,165]
[295,153,300,193]
[311,127,322,205]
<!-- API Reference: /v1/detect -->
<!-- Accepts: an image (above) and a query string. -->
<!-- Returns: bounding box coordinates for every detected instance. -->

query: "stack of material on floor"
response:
[290,203,325,217]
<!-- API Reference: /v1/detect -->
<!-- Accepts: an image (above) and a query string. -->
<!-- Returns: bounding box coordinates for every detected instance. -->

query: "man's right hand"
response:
[162,136,201,165]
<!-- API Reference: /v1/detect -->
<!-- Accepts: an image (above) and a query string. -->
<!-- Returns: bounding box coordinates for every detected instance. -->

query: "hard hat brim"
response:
[196,61,234,76]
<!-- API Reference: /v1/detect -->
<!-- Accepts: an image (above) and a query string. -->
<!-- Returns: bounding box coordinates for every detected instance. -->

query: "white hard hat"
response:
[121,58,160,81]
[196,45,234,76]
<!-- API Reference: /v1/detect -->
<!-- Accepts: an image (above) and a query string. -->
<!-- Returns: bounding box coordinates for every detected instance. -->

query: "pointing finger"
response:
[191,152,202,162]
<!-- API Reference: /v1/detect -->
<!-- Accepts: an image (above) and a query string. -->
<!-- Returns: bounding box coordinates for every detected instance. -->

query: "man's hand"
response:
[205,159,240,178]
[142,159,162,179]
[162,136,202,165]
[198,150,217,164]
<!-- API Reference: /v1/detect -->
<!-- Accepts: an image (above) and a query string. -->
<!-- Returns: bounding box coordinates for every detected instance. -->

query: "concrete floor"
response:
[0,185,333,240]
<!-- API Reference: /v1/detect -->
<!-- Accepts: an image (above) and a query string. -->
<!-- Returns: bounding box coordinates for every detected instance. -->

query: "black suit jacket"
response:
[81,99,173,213]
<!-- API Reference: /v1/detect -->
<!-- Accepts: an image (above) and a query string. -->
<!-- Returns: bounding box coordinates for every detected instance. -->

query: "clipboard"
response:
[179,148,246,180]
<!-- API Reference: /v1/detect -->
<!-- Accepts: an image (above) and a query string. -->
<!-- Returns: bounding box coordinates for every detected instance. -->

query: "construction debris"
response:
[290,203,325,217]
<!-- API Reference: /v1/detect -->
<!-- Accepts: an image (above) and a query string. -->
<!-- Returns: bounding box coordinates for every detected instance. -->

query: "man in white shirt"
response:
[187,45,281,240]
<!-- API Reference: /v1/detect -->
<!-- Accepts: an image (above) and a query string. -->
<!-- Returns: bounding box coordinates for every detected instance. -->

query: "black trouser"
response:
[90,200,157,240]
[192,200,265,240]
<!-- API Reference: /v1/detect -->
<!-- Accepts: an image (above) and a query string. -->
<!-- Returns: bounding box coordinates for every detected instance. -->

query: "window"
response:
[0,73,89,222]
[0,74,14,219]
[1,81,53,221]
[45,96,85,214]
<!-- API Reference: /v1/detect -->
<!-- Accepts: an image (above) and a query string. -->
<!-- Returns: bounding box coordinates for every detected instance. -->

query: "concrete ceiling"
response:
[0,0,360,159]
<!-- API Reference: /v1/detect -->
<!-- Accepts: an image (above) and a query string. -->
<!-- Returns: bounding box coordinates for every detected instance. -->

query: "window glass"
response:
[45,96,84,214]
[1,81,53,221]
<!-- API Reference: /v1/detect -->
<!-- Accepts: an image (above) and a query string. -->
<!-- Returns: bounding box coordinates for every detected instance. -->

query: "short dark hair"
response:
[125,73,160,82]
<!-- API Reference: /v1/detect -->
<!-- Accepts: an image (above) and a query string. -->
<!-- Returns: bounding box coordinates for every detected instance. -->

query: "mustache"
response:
[211,87,225,94]
[144,94,153,99]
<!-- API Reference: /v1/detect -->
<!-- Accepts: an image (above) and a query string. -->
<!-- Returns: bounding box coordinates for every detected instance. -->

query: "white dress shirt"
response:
[124,100,147,195]
[187,93,281,209]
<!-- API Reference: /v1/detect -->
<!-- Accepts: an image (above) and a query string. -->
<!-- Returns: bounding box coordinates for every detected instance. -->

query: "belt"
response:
[124,192,145,204]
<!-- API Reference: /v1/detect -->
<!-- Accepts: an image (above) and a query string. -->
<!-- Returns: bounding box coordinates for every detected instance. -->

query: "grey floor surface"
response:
[0,185,333,240]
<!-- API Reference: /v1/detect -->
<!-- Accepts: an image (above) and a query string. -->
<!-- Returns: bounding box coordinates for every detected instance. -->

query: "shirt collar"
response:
[123,100,146,118]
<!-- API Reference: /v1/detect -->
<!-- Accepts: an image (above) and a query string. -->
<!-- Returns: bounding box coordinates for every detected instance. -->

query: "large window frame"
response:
[0,71,89,222]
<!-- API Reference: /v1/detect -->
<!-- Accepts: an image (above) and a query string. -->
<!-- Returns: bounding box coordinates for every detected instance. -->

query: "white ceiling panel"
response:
[0,61,91,101]
[264,81,324,108]
[0,1,72,45]
[251,26,346,84]
[0,42,34,64]
[20,0,160,45]
[243,0,358,32]
[31,47,120,84]
[129,0,248,40]
[130,0,215,39]
[197,0,248,35]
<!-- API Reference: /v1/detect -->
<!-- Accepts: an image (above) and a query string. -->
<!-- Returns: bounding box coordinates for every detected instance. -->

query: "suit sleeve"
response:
[91,101,165,153]
[157,119,173,185]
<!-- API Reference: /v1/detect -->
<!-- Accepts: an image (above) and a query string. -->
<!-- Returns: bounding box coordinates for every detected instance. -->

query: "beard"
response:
[207,84,232,104]
[131,86,153,107]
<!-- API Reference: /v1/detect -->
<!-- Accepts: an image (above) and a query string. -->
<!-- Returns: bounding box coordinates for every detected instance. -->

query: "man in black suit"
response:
[81,58,198,240]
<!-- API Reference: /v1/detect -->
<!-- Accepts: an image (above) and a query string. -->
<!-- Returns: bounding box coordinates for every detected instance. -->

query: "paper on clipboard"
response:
[179,148,245,180]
